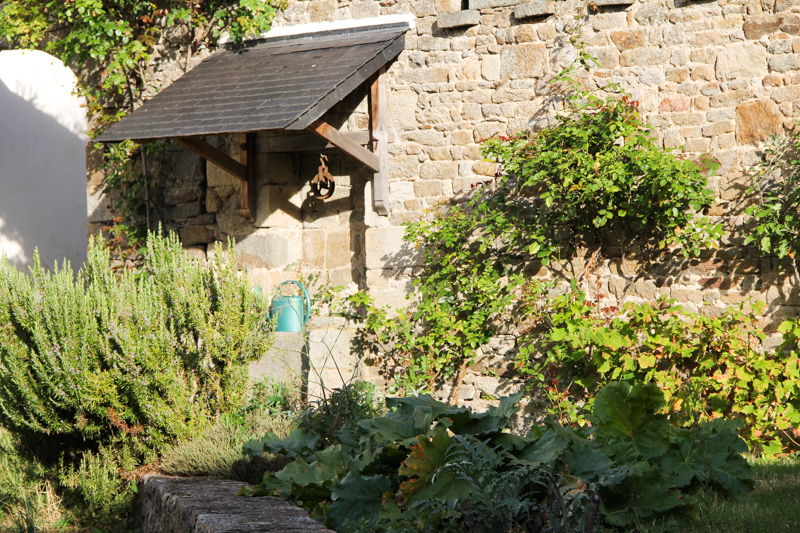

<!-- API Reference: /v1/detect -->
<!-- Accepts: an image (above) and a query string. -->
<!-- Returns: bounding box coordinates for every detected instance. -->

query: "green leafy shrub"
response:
[242,383,752,532]
[517,290,800,455]
[744,128,800,284]
[0,231,274,462]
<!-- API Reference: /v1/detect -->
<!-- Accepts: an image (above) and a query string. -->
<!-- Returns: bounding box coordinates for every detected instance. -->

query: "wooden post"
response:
[239,133,256,221]
[370,66,390,216]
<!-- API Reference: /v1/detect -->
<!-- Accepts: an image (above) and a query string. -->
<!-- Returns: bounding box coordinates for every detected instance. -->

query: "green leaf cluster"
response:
[520,290,800,455]
[243,383,752,532]
[0,231,274,462]
[744,128,800,284]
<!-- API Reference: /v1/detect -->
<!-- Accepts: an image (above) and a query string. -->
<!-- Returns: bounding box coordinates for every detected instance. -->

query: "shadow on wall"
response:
[0,50,89,271]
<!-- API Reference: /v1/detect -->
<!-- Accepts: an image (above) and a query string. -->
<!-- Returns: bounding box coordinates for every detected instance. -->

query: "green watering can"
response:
[269,280,311,332]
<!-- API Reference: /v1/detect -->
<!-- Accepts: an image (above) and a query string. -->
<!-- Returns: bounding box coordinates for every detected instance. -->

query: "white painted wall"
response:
[0,49,88,270]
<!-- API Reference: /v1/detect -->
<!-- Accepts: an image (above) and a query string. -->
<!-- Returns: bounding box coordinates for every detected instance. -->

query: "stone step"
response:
[135,475,335,533]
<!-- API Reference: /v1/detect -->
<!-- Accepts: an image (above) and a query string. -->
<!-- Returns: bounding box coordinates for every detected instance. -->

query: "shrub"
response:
[242,383,753,532]
[0,231,274,462]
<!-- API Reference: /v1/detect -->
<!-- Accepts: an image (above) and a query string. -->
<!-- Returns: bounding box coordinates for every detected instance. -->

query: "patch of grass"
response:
[682,456,800,532]
[159,413,294,485]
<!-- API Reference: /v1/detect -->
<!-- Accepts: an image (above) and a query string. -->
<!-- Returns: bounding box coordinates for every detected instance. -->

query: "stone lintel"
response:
[469,0,521,10]
[513,0,555,19]
[437,10,482,29]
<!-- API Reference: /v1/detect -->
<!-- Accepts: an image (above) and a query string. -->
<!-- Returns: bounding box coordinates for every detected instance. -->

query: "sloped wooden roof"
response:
[96,23,408,142]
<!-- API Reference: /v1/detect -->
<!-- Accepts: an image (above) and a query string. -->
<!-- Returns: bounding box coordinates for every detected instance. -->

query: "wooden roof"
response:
[96,23,408,142]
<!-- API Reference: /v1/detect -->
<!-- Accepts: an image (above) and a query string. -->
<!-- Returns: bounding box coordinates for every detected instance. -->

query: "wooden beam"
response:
[176,136,247,182]
[306,119,380,172]
[255,131,395,154]
[369,66,390,216]
[239,133,256,221]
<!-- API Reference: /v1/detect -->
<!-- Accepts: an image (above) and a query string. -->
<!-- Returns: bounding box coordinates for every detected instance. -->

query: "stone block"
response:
[619,48,671,67]
[743,16,782,40]
[401,67,450,85]
[772,85,800,103]
[236,230,301,269]
[634,4,668,25]
[420,161,458,180]
[217,212,253,236]
[437,10,481,29]
[436,0,462,12]
[639,68,665,86]
[389,91,419,129]
[588,46,620,69]
[303,230,326,269]
[255,185,304,229]
[326,230,352,269]
[715,42,767,80]
[414,180,446,197]
[702,121,735,137]
[474,121,507,141]
[659,95,691,112]
[469,0,519,8]
[179,226,213,246]
[769,54,800,72]
[736,99,783,145]
[389,155,422,179]
[350,0,380,19]
[513,1,555,19]
[709,88,756,107]
[500,43,547,79]
[482,55,502,81]
[308,0,336,22]
[365,226,423,270]
[691,64,715,81]
[249,331,305,384]
[611,29,645,52]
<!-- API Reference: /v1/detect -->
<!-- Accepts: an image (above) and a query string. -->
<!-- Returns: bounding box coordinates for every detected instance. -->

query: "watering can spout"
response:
[269,281,311,332]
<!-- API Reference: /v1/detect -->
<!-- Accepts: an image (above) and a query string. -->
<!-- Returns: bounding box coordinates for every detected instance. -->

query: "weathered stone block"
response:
[420,161,458,180]
[736,99,783,145]
[326,230,352,269]
[715,42,767,80]
[619,48,670,67]
[365,226,422,270]
[482,55,502,81]
[308,0,336,22]
[389,91,419,129]
[691,64,715,81]
[469,0,520,8]
[350,0,380,19]
[513,1,555,19]
[474,121,507,141]
[702,121,735,137]
[303,230,326,269]
[436,0,462,13]
[769,54,800,72]
[437,10,481,29]
[236,230,301,269]
[659,95,691,112]
[743,16,782,40]
[710,88,756,107]
[588,46,620,69]
[414,180,446,197]
[390,156,422,179]
[771,85,800,103]
[634,4,668,25]
[401,67,450,84]
[611,29,645,52]
[500,43,547,79]
[179,226,213,246]
[255,185,304,229]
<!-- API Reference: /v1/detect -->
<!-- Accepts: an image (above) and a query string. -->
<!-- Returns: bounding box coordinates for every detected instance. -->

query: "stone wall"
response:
[90,0,800,409]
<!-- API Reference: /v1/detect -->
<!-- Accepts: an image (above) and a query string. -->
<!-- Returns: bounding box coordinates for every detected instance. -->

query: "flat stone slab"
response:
[136,475,334,533]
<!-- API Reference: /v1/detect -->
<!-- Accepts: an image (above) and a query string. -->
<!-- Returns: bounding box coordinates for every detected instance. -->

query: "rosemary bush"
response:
[0,231,273,462]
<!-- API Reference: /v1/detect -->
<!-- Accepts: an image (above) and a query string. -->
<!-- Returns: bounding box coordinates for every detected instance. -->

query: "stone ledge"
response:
[135,475,334,533]
[514,0,555,19]
[437,10,482,29]
[469,0,521,9]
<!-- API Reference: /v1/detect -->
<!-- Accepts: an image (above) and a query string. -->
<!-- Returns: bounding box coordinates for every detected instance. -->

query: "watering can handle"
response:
[279,280,311,325]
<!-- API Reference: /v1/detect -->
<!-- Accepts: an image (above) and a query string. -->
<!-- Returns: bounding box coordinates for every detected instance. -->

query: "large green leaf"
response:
[659,437,705,488]
[262,428,321,459]
[329,473,393,531]
[592,382,672,458]
[398,428,451,500]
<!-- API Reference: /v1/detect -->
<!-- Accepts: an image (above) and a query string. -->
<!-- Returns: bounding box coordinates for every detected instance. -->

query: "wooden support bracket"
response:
[307,119,380,172]
[176,135,255,220]
[369,66,390,216]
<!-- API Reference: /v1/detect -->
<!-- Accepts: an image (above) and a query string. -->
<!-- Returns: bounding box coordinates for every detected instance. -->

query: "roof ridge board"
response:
[227,22,410,50]
[285,31,406,131]
[210,26,405,61]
